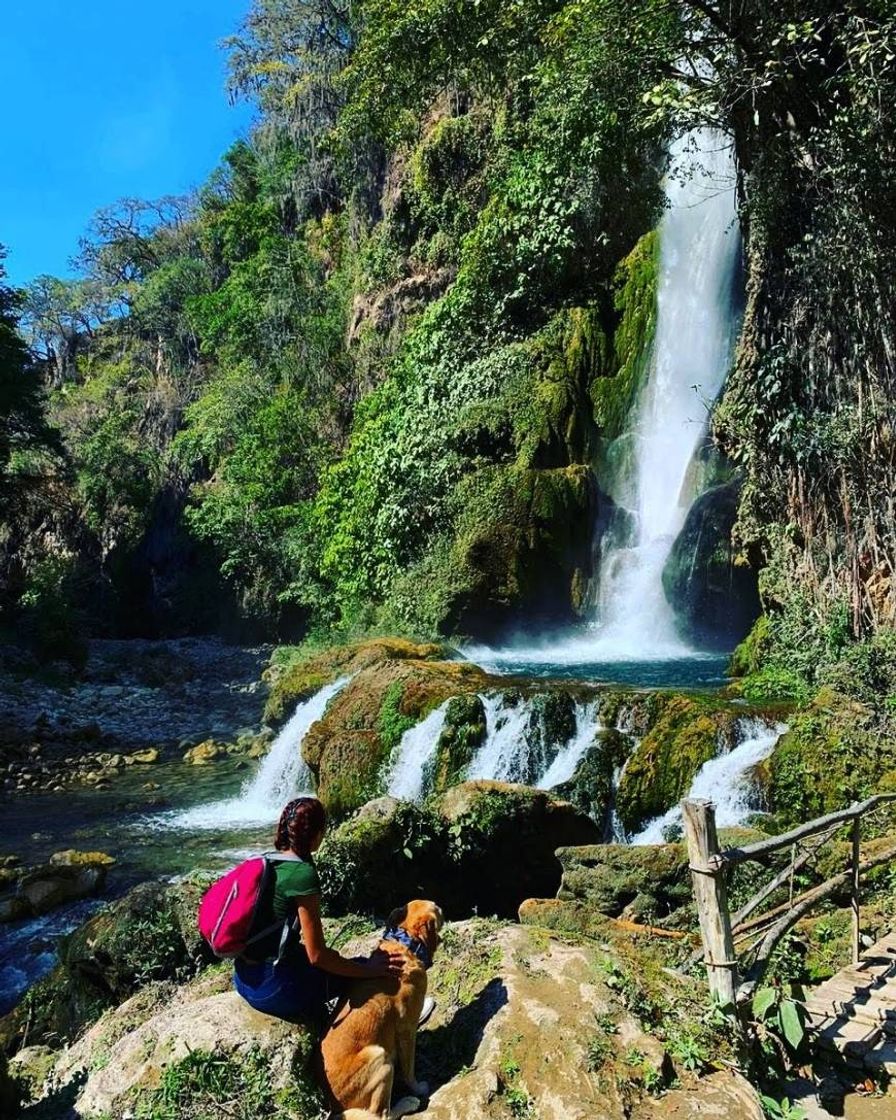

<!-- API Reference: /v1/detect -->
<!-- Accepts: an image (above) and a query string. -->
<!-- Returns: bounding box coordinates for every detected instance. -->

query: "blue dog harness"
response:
[381,926,433,969]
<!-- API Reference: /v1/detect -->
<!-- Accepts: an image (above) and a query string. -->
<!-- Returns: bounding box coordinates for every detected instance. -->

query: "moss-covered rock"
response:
[663,478,761,650]
[555,843,692,924]
[426,693,487,793]
[553,727,633,830]
[0,878,214,1054]
[615,696,739,834]
[264,637,449,724]
[299,651,489,815]
[768,687,896,827]
[318,782,600,919]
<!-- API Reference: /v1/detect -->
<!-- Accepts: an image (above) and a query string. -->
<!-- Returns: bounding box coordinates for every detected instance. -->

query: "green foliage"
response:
[377,681,416,754]
[132,1045,323,1120]
[17,554,87,666]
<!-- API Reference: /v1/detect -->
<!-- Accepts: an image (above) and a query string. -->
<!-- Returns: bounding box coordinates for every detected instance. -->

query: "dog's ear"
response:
[387,905,407,929]
[418,905,443,954]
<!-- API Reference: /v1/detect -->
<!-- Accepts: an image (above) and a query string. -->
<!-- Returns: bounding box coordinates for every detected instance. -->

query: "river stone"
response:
[183,740,224,765]
[129,748,159,764]
[49,849,116,867]
[19,863,107,915]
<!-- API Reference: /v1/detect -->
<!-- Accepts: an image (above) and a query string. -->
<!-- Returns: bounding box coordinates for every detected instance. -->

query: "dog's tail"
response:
[339,1098,421,1120]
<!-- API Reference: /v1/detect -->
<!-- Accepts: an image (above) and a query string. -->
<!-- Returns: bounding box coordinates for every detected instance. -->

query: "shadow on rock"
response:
[416,977,508,1090]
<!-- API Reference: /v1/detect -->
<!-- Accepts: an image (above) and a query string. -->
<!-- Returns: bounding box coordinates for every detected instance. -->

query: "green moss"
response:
[426,693,487,793]
[768,687,894,826]
[615,695,736,834]
[591,230,659,445]
[378,680,417,753]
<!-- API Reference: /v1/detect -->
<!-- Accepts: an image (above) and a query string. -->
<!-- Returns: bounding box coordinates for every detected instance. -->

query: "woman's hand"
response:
[366,947,406,977]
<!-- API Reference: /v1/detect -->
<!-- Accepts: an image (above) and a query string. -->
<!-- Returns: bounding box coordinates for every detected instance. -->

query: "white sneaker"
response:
[419,996,436,1027]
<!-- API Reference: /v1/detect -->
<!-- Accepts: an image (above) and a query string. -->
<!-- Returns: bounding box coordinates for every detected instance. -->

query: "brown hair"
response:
[274,797,327,857]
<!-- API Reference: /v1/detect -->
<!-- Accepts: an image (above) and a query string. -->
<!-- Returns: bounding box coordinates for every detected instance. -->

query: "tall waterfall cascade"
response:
[590,128,741,657]
[158,676,350,830]
[465,128,741,672]
[630,717,787,845]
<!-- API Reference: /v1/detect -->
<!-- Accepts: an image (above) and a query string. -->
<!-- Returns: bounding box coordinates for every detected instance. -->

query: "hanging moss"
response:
[426,693,488,793]
[591,229,659,444]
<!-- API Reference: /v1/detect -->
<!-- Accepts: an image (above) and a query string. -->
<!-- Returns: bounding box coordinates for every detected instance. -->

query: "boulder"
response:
[49,849,116,867]
[47,971,320,1119]
[128,748,159,764]
[319,782,600,919]
[8,862,108,919]
[663,477,761,650]
[7,1045,55,1108]
[0,878,214,1053]
[182,740,225,765]
[555,843,691,923]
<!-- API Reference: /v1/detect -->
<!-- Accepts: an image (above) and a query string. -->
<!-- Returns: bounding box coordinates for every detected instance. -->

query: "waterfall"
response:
[157,676,350,829]
[467,696,534,783]
[385,701,450,801]
[539,703,601,789]
[466,695,601,788]
[630,717,787,845]
[589,128,741,657]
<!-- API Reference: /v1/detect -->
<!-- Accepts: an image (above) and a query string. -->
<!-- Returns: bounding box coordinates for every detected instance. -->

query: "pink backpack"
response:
[197,854,287,959]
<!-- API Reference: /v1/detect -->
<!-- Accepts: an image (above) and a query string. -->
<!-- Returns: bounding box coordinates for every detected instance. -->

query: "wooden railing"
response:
[682,793,896,1014]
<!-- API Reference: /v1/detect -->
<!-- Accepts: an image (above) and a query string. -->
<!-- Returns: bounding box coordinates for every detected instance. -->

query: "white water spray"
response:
[157,676,350,830]
[539,703,601,789]
[590,128,741,657]
[386,702,450,801]
[630,718,786,845]
[467,696,533,783]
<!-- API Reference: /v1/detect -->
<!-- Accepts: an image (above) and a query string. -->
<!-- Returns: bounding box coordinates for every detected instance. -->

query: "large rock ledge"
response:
[15,921,764,1120]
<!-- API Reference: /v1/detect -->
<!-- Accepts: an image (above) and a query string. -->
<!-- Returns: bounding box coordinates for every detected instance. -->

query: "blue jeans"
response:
[233,946,348,1024]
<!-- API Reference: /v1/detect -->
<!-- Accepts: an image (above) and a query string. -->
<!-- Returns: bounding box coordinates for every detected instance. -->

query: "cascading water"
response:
[539,703,601,789]
[157,676,350,830]
[467,695,601,788]
[630,717,787,845]
[589,128,741,657]
[385,701,450,801]
[464,128,741,676]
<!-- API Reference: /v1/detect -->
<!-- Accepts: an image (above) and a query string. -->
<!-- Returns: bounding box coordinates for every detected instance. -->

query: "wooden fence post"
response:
[682,798,738,1014]
[851,817,861,965]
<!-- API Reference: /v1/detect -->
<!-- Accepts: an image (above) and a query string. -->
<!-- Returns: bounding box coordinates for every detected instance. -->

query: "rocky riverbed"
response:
[0,638,270,793]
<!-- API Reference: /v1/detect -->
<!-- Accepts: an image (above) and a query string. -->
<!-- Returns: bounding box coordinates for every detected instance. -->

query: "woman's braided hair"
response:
[275,796,327,857]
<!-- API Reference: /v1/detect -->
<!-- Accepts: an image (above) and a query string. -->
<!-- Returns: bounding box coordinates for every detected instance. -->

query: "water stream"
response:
[630,718,787,845]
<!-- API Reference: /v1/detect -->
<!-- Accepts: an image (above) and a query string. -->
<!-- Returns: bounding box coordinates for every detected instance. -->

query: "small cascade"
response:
[385,701,450,802]
[467,696,534,783]
[538,703,601,789]
[630,717,787,845]
[158,676,350,830]
[467,695,601,788]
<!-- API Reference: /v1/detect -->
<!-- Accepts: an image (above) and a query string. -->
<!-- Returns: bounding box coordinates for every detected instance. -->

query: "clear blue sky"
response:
[2,1,255,287]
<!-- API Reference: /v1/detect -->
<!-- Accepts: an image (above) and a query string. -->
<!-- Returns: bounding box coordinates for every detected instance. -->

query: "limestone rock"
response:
[555,843,691,922]
[49,849,116,867]
[50,971,317,1119]
[129,748,159,764]
[16,862,107,917]
[182,740,224,765]
[8,1045,55,1106]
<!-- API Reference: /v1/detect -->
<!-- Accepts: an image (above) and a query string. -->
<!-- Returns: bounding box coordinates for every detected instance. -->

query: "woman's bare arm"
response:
[297,894,404,978]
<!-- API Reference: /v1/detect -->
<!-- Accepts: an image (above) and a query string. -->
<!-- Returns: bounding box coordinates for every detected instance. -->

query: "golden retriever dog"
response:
[321,899,443,1120]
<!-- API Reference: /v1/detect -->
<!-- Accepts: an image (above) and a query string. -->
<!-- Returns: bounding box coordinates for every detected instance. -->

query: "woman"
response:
[233,796,405,1024]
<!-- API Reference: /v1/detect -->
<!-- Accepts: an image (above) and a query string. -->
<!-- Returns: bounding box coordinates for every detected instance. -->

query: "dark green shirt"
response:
[250,855,320,959]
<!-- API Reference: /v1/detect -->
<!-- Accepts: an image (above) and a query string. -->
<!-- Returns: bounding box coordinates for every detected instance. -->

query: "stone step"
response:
[813,1015,882,1057]
[862,1040,896,1076]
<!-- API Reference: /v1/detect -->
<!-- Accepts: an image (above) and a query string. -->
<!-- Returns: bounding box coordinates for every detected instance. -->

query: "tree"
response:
[0,246,58,517]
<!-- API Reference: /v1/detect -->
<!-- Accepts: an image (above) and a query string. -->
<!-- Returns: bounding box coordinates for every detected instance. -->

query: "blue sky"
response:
[2,1,255,287]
